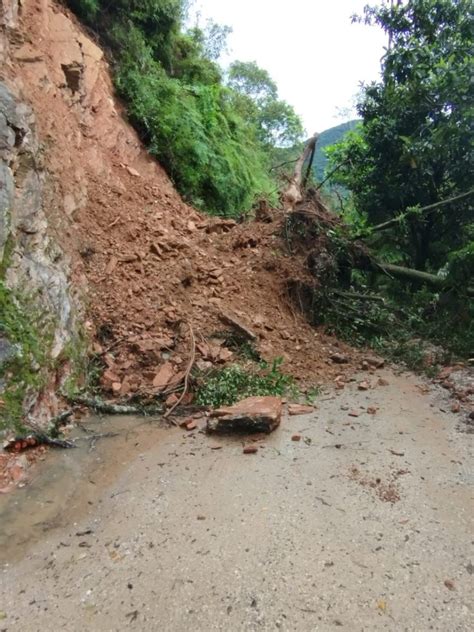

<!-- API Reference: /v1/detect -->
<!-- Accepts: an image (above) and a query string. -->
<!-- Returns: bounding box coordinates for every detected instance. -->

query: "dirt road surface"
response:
[1,369,472,631]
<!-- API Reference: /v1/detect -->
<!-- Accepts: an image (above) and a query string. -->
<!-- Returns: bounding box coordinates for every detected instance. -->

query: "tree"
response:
[328,0,473,271]
[187,20,232,61]
[227,61,304,149]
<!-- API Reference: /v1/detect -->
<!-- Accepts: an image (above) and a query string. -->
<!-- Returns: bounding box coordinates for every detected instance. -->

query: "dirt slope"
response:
[1,0,358,405]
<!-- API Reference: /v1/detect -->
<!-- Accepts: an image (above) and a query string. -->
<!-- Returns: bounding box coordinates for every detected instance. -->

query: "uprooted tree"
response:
[280,0,473,358]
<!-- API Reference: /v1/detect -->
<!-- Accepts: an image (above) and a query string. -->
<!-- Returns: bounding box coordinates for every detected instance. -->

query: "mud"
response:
[0,416,166,563]
[1,369,472,631]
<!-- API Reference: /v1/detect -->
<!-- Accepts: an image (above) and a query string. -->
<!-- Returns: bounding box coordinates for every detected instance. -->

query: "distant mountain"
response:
[313,120,360,182]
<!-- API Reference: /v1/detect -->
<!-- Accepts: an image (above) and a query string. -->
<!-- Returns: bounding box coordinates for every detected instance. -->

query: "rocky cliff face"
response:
[0,0,184,430]
[0,1,85,429]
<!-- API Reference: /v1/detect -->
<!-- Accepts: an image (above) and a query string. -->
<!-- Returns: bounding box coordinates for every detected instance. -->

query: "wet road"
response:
[1,369,473,631]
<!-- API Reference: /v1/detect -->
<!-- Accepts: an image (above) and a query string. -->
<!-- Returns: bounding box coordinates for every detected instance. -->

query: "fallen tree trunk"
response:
[370,261,474,297]
[282,133,319,211]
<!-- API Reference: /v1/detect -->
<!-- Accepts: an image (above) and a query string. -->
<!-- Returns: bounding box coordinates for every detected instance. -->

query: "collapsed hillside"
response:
[0,0,360,429]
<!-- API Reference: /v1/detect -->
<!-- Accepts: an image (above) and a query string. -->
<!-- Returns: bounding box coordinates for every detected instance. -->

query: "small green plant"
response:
[60,333,103,399]
[195,357,296,408]
[0,283,54,432]
[304,386,321,405]
[212,330,261,361]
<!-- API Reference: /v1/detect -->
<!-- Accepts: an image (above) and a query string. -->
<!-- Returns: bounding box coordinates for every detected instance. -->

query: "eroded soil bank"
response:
[1,368,472,631]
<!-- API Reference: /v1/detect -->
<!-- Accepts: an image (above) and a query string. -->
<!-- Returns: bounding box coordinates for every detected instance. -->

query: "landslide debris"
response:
[1,0,359,420]
[207,396,282,435]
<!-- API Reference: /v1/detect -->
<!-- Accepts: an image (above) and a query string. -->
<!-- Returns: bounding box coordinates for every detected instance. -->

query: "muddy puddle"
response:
[0,415,168,563]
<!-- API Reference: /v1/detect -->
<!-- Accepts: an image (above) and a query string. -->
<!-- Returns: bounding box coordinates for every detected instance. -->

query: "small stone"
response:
[101,368,121,391]
[165,393,179,407]
[197,515,206,520]
[365,357,385,369]
[291,434,302,442]
[152,362,175,390]
[348,410,360,418]
[330,352,349,364]
[243,445,258,454]
[378,378,389,386]
[185,420,197,431]
[126,166,140,177]
[450,401,460,413]
[358,381,370,391]
[444,579,455,591]
[288,404,314,416]
[367,406,378,415]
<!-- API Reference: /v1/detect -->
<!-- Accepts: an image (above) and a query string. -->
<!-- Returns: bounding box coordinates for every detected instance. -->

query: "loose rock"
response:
[288,404,314,416]
[207,396,282,434]
[243,445,258,454]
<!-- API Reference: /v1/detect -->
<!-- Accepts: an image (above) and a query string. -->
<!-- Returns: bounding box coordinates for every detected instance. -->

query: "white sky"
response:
[189,0,388,133]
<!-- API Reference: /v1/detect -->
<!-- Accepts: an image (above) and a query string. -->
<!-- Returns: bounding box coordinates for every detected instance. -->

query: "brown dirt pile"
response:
[3,0,360,405]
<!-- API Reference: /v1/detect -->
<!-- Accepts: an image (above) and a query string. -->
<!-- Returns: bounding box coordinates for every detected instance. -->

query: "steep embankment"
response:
[1,0,357,428]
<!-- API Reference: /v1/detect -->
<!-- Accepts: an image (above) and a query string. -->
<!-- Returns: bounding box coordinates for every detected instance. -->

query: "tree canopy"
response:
[227,61,304,149]
[328,0,473,272]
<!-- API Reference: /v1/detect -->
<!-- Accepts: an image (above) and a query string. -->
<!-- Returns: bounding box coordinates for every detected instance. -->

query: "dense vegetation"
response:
[65,0,304,216]
[67,0,472,363]
[312,120,359,182]
[324,0,473,359]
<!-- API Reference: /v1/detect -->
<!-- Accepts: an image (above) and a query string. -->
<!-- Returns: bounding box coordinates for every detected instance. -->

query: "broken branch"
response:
[282,133,319,211]
[164,322,196,419]
[353,189,474,239]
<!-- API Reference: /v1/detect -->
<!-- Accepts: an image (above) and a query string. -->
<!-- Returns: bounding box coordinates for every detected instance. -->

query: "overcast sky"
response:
[189,1,388,133]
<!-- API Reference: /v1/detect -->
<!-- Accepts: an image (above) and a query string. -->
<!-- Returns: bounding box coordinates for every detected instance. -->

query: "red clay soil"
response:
[0,446,47,494]
[2,0,360,404]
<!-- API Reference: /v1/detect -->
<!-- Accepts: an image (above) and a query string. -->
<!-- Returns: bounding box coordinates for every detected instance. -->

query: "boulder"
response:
[207,396,282,434]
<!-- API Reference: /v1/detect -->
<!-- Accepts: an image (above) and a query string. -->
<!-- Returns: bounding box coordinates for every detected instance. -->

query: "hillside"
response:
[0,0,357,431]
[313,119,359,182]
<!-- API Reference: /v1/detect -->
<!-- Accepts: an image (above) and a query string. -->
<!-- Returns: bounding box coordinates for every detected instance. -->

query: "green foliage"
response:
[328,0,474,271]
[61,337,102,400]
[304,386,321,405]
[212,330,261,362]
[65,1,300,216]
[0,283,53,432]
[227,61,304,149]
[195,358,295,408]
[313,119,359,183]
[322,282,473,369]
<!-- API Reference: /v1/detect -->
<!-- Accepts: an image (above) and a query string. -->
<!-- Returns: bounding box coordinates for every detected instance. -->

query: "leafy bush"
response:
[195,358,295,408]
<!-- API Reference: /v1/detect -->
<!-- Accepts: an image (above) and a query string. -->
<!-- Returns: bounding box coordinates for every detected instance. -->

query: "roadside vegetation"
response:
[0,284,53,432]
[65,0,303,216]
[195,358,296,408]
[66,0,472,372]
[319,0,473,364]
